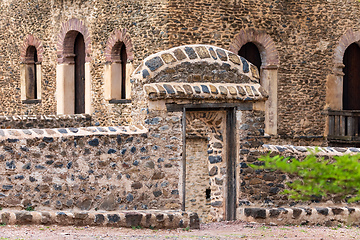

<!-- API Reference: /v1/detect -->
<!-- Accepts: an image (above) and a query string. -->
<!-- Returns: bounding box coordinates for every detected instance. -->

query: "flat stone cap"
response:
[144,82,268,101]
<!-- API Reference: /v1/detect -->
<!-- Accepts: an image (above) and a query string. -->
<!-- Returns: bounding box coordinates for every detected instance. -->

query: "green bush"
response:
[251,150,360,202]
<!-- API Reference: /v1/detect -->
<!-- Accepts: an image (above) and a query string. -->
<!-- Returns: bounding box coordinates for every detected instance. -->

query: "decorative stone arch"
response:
[20,34,44,63]
[136,44,260,84]
[19,34,43,102]
[57,18,91,63]
[104,29,135,101]
[329,29,360,111]
[105,29,134,62]
[230,28,279,135]
[56,18,92,114]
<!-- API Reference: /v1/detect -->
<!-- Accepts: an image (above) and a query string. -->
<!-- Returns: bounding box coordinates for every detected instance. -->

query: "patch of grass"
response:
[279,227,290,230]
[131,225,143,230]
[346,225,352,229]
[300,229,307,233]
[25,206,34,211]
[39,228,44,231]
[0,223,6,227]
[182,226,190,231]
[259,226,271,230]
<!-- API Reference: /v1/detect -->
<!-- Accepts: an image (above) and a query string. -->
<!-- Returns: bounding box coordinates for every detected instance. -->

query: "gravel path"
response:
[0,221,359,239]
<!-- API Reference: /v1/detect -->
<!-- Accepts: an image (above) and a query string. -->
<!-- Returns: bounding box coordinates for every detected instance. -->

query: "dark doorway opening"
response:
[120,44,127,99]
[343,43,360,110]
[238,42,262,74]
[74,33,85,114]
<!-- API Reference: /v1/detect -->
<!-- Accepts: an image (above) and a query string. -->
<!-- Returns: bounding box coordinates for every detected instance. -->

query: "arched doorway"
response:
[120,43,127,99]
[74,33,85,114]
[56,18,91,115]
[343,43,360,110]
[238,42,262,75]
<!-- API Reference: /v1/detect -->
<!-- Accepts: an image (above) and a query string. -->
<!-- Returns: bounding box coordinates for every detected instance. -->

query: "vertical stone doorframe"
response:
[180,107,237,221]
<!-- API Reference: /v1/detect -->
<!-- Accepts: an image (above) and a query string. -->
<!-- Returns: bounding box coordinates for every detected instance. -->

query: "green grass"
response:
[25,206,34,211]
[279,227,290,230]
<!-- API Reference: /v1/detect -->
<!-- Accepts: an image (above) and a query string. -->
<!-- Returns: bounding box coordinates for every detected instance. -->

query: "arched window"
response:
[20,43,42,103]
[106,41,128,100]
[104,29,134,103]
[230,29,279,135]
[25,46,38,99]
[238,42,262,75]
[343,43,360,110]
[20,35,44,103]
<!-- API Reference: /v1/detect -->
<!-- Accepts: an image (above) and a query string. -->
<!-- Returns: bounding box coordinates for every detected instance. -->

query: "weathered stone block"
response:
[161,53,176,64]
[195,46,210,59]
[145,57,164,71]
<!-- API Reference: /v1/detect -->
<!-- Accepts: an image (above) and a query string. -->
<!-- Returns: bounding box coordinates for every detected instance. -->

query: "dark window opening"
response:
[111,41,128,99]
[238,42,262,75]
[343,43,360,110]
[206,188,211,200]
[25,46,38,99]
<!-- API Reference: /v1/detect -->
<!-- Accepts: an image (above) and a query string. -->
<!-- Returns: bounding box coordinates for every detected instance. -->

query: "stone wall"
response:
[165,0,360,142]
[0,114,91,129]
[238,144,360,208]
[0,0,171,126]
[2,1,360,143]
[0,125,182,212]
[185,138,210,223]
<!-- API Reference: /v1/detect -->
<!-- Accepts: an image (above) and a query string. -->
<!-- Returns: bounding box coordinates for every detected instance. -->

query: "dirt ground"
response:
[0,221,359,239]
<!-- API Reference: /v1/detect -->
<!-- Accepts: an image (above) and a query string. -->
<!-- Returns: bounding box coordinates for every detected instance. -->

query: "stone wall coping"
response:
[144,82,268,102]
[0,125,147,140]
[0,210,199,229]
[0,114,91,121]
[238,207,360,226]
[262,144,360,156]
[132,44,260,83]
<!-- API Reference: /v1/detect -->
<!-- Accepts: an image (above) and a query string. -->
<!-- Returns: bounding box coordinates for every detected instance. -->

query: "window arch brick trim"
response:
[20,34,44,63]
[334,29,360,73]
[105,29,134,62]
[56,18,91,64]
[229,28,279,67]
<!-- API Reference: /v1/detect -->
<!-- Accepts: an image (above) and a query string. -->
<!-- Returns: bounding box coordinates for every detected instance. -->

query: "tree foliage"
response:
[251,150,360,202]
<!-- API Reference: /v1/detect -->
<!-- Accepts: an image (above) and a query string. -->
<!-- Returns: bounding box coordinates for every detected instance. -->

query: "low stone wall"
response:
[0,124,182,213]
[238,207,360,226]
[0,114,91,129]
[239,145,360,207]
[0,210,199,229]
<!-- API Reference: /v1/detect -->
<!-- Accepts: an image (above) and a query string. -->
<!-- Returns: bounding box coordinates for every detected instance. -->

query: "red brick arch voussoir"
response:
[56,18,92,64]
[20,34,44,63]
[105,29,134,62]
[229,28,279,68]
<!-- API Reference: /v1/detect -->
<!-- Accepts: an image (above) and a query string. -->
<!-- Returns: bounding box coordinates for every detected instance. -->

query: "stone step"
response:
[0,210,199,229]
[238,207,360,226]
